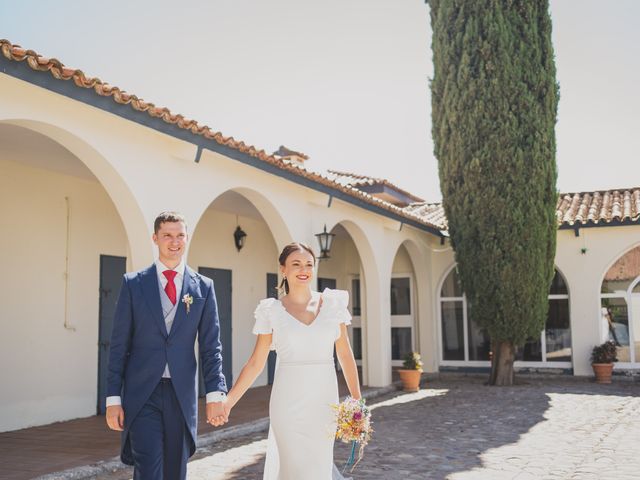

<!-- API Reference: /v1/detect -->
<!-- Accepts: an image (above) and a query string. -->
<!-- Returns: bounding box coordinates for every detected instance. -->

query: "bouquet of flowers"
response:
[333,396,373,473]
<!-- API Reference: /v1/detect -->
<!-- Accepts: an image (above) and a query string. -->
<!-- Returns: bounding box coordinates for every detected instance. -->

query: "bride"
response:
[224,242,362,479]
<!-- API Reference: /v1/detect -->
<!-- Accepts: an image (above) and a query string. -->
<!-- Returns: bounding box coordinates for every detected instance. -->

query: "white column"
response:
[404,239,436,373]
[362,238,396,387]
[364,269,393,386]
[568,283,602,376]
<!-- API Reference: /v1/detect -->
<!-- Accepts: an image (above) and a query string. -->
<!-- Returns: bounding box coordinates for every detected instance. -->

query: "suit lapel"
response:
[169,265,200,338]
[140,264,169,338]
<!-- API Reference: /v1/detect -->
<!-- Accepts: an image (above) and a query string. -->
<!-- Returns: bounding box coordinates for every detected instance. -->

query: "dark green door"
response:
[266,273,279,385]
[98,255,126,414]
[318,277,337,291]
[198,267,233,393]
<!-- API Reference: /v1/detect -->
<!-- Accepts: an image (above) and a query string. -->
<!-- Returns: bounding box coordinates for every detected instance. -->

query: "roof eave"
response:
[1,54,444,237]
[558,218,640,230]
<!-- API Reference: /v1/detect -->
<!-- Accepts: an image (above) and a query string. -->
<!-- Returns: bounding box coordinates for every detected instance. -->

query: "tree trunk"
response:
[489,341,515,386]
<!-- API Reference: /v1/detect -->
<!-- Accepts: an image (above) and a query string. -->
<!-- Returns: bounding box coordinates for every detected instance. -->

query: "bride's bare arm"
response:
[335,324,362,400]
[226,334,272,410]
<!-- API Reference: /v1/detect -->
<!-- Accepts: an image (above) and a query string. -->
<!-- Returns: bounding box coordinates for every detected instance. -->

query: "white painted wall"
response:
[0,158,128,432]
[428,227,640,376]
[2,71,637,433]
[392,245,413,273]
[555,226,640,375]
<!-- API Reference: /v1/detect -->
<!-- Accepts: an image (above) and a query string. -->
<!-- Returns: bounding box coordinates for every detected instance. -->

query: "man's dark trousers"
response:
[128,379,190,480]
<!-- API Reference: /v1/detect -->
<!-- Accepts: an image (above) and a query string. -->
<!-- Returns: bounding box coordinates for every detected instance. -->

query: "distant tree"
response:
[430,0,559,385]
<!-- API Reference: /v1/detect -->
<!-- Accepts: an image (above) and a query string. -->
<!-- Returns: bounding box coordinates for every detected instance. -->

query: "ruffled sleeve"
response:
[322,288,352,333]
[252,298,277,335]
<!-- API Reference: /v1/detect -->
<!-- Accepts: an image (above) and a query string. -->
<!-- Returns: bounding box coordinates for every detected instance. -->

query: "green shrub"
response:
[591,341,618,364]
[402,352,424,371]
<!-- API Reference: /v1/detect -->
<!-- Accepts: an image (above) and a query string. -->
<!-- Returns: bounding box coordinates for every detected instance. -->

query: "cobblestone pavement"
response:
[94,376,640,480]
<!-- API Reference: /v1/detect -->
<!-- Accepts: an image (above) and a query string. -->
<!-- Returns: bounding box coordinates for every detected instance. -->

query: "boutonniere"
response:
[182,294,194,314]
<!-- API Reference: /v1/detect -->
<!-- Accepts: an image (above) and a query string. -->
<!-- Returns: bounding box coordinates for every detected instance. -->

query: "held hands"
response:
[106,402,230,429]
[206,401,229,427]
[106,405,125,431]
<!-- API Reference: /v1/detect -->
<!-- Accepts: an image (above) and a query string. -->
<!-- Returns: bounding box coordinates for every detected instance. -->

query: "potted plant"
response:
[398,352,423,392]
[591,340,618,384]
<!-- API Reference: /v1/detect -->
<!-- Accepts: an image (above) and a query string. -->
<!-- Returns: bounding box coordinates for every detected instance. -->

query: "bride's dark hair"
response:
[278,242,317,295]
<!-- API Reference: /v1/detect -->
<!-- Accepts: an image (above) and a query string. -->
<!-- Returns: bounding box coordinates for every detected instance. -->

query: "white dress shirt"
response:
[106,259,226,408]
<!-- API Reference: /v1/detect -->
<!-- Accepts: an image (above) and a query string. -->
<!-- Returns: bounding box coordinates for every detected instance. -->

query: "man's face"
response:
[153,221,188,265]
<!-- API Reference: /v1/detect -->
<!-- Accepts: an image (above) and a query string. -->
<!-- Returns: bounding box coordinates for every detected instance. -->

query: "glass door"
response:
[349,276,363,367]
[391,275,414,366]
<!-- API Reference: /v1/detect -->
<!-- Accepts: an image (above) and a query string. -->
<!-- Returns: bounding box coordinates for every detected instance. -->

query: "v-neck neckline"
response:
[279,291,324,327]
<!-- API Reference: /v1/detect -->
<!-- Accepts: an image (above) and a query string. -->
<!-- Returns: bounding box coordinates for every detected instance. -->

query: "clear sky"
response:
[1,0,638,201]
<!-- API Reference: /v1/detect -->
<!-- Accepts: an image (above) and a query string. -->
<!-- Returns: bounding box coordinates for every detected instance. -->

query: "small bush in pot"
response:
[398,352,423,392]
[402,352,424,371]
[591,340,617,384]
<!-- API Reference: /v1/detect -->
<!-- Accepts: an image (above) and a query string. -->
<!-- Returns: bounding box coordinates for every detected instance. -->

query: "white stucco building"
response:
[1,39,638,433]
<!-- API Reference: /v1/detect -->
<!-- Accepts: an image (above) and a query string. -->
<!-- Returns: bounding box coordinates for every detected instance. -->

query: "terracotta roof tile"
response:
[274,146,309,161]
[326,170,384,187]
[404,187,639,232]
[556,188,640,226]
[0,39,443,234]
[3,39,636,235]
[326,170,425,203]
[402,203,448,230]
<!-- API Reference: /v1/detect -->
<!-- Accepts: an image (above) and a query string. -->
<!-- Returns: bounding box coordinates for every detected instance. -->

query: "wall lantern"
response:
[234,225,247,251]
[315,224,335,260]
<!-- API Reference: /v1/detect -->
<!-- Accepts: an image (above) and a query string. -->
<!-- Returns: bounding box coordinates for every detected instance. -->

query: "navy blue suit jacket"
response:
[107,264,227,464]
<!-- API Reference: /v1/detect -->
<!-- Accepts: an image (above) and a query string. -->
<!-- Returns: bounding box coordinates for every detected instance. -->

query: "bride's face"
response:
[281,249,315,289]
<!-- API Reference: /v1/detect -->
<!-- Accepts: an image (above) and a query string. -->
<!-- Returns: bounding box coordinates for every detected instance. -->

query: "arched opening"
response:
[389,243,418,367]
[516,269,572,365]
[600,245,640,366]
[188,189,285,389]
[437,265,571,368]
[0,123,132,431]
[438,265,491,364]
[316,223,365,376]
[317,219,385,385]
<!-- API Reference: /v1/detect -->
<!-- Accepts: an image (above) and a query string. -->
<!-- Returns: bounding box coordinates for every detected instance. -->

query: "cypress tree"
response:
[430,0,559,385]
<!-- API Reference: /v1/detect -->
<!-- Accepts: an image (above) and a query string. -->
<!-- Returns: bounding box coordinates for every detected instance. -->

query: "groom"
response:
[106,211,228,479]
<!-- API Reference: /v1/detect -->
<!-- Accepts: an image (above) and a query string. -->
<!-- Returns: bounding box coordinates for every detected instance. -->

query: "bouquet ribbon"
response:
[343,441,359,474]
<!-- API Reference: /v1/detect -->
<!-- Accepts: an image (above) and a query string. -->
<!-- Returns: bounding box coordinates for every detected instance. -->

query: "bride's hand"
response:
[223,402,232,419]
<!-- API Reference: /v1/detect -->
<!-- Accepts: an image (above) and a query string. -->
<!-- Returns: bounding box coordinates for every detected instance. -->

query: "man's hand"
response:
[206,401,228,427]
[106,405,125,431]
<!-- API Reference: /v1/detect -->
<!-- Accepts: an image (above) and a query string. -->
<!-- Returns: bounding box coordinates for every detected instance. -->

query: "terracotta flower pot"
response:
[398,369,422,392]
[592,363,614,384]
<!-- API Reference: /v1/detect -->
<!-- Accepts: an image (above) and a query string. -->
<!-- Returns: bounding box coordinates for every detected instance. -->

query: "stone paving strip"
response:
[40,376,640,480]
[36,382,403,480]
[185,389,449,480]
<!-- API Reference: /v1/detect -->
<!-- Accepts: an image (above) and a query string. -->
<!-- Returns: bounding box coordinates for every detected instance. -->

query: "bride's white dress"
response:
[252,288,352,480]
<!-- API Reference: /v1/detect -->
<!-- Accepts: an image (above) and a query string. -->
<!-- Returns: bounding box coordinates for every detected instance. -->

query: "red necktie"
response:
[163,270,178,305]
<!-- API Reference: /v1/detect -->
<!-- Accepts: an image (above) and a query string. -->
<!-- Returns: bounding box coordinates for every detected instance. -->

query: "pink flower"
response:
[353,411,362,421]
